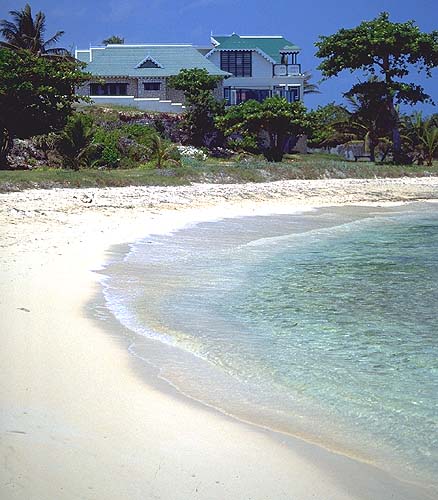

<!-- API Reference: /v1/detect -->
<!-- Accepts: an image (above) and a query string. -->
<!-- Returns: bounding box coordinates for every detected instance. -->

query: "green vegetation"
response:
[102,35,124,45]
[168,68,224,147]
[1,153,438,192]
[315,12,438,162]
[1,6,437,185]
[0,4,88,167]
[0,3,69,56]
[57,114,97,170]
[0,48,88,166]
[217,97,312,162]
[403,113,438,166]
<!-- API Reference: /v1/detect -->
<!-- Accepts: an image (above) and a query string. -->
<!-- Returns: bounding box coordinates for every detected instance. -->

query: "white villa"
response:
[75,34,305,113]
[206,34,304,105]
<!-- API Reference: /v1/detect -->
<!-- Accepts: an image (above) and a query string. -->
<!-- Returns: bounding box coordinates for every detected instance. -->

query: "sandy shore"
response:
[1,178,438,500]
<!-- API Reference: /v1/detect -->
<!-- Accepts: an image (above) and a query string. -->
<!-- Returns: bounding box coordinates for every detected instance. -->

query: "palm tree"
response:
[102,35,124,45]
[303,71,321,95]
[58,115,97,170]
[404,112,438,166]
[0,4,69,57]
[148,136,180,169]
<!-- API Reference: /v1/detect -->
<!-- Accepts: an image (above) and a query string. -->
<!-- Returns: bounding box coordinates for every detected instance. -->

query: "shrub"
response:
[57,114,97,170]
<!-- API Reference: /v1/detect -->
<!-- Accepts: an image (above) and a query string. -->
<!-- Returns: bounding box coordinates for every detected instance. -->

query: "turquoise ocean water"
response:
[101,203,438,490]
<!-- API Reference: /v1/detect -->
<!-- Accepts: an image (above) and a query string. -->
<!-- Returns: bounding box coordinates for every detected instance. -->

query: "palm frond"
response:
[0,4,65,56]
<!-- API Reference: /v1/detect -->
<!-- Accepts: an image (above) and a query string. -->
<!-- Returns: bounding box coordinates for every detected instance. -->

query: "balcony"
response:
[273,64,301,76]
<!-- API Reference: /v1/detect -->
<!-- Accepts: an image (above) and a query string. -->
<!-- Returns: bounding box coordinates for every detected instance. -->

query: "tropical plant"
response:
[57,114,97,170]
[307,102,350,148]
[341,81,392,161]
[0,3,69,56]
[315,12,438,163]
[217,97,311,162]
[168,68,225,147]
[420,122,438,166]
[102,35,124,45]
[0,48,88,167]
[148,135,180,169]
[303,71,321,95]
[403,112,438,166]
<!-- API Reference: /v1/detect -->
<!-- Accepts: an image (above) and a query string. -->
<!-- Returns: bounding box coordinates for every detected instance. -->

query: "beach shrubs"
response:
[147,135,181,169]
[57,114,97,170]
[217,97,312,162]
[168,68,225,148]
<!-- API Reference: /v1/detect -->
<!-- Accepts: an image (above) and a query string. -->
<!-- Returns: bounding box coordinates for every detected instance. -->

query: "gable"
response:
[136,55,163,69]
[208,34,300,64]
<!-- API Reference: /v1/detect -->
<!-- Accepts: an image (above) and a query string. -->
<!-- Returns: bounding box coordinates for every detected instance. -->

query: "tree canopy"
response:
[315,12,438,161]
[102,35,124,45]
[217,97,311,162]
[0,48,88,166]
[168,68,225,147]
[0,3,69,56]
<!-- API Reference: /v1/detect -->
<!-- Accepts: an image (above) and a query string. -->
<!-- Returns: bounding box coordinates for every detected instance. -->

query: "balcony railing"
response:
[273,64,301,76]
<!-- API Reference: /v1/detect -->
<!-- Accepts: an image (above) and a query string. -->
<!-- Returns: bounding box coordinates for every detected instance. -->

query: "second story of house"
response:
[206,33,305,105]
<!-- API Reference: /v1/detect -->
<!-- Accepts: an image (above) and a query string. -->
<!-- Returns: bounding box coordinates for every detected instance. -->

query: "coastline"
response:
[2,178,438,500]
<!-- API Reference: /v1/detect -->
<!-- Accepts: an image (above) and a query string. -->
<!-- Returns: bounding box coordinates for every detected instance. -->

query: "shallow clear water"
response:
[101,203,438,488]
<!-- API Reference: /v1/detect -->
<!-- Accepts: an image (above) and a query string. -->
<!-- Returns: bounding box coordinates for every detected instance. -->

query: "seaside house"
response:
[75,34,305,112]
[206,34,305,105]
[75,44,229,113]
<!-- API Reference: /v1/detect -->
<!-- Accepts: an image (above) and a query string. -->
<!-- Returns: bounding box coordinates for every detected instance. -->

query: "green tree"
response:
[307,102,350,148]
[168,68,224,147]
[315,12,438,162]
[0,3,69,56]
[0,48,88,167]
[217,97,311,162]
[342,80,392,161]
[102,35,124,45]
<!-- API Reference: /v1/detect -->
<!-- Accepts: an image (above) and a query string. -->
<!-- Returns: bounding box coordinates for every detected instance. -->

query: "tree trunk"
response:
[386,90,402,163]
[392,124,402,163]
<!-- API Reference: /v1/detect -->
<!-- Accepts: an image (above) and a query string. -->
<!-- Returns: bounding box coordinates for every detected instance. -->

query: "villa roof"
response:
[76,44,229,77]
[209,34,300,63]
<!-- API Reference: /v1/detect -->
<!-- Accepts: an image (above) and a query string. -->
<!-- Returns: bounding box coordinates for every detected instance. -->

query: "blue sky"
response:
[1,0,437,113]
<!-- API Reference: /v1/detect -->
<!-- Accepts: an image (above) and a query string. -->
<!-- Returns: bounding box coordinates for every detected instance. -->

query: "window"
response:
[143,82,161,91]
[224,87,271,105]
[90,83,128,96]
[273,86,300,102]
[220,51,252,77]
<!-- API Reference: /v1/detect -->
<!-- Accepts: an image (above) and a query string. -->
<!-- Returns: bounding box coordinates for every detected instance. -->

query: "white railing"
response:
[273,64,301,76]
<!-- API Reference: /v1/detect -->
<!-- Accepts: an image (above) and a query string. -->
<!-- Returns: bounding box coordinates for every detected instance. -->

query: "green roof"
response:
[81,45,229,77]
[210,34,300,63]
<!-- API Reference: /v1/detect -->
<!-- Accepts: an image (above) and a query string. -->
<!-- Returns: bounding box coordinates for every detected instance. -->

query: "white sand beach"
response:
[1,177,438,500]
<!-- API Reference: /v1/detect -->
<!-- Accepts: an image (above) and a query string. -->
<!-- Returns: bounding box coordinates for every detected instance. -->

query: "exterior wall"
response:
[251,51,273,78]
[137,77,167,99]
[83,96,185,113]
[166,86,186,103]
[76,77,139,97]
[208,50,304,100]
[209,50,272,78]
[166,79,224,103]
[77,76,225,108]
